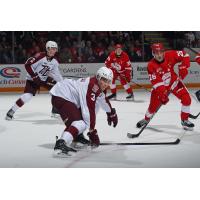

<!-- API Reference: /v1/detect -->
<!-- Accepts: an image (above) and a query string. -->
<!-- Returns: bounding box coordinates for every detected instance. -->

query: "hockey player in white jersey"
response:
[51,66,118,156]
[5,41,63,120]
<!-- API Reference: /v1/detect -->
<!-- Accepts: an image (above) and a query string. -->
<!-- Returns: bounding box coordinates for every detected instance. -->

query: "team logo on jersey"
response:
[92,84,99,93]
[0,67,21,78]
[156,67,162,73]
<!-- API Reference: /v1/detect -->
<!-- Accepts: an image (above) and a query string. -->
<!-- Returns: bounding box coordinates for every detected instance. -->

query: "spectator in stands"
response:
[15,44,27,63]
[0,31,147,64]
[87,48,96,62]
[93,42,106,62]
[194,31,200,47]
[185,32,195,47]
[59,47,72,63]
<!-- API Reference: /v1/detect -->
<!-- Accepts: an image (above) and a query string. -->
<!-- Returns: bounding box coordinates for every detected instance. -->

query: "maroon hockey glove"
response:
[87,129,100,147]
[46,77,57,86]
[32,74,41,87]
[107,108,118,127]
[178,65,188,80]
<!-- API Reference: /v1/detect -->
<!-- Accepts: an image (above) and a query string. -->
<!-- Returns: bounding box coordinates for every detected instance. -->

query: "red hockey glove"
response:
[196,57,200,65]
[32,74,41,87]
[106,108,118,127]
[178,65,188,80]
[87,129,100,147]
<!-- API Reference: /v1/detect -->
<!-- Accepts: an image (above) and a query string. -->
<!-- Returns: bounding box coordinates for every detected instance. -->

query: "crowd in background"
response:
[0,31,199,64]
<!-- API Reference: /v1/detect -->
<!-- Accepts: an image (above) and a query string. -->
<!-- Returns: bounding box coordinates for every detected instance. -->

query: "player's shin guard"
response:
[108,84,117,99]
[123,83,134,100]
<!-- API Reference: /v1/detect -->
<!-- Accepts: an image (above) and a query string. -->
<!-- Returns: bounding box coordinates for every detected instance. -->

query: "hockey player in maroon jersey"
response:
[5,41,63,120]
[105,44,134,100]
[51,67,118,156]
[194,53,200,101]
[136,43,194,130]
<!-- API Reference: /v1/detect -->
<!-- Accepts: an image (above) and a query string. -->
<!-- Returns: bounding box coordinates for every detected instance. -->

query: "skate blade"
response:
[53,150,75,158]
[182,126,194,131]
[51,114,60,118]
[5,116,13,121]
[71,142,89,150]
[126,97,134,101]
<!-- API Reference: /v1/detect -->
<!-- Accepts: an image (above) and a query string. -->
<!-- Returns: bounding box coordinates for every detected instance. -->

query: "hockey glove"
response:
[196,57,200,65]
[46,77,57,86]
[178,65,188,80]
[107,108,118,127]
[32,74,41,87]
[156,86,169,105]
[87,129,100,147]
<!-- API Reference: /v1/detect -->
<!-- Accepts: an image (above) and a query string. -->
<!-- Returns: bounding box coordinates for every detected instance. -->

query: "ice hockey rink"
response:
[0,89,200,168]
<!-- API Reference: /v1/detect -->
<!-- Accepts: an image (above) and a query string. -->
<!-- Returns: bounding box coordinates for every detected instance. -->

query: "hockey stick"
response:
[189,112,200,119]
[188,47,199,54]
[131,80,151,93]
[63,75,83,79]
[127,79,180,139]
[100,138,180,145]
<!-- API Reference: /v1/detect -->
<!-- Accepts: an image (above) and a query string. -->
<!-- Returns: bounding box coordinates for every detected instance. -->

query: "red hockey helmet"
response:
[151,43,165,53]
[115,44,122,49]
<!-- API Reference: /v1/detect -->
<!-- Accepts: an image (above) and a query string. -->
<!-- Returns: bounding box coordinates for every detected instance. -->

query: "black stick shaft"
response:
[101,138,180,145]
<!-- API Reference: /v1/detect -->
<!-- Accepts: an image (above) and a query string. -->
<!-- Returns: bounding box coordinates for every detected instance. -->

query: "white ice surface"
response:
[0,90,200,168]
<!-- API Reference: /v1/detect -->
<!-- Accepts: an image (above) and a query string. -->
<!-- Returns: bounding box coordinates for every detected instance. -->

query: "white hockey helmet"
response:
[96,66,113,83]
[46,41,58,51]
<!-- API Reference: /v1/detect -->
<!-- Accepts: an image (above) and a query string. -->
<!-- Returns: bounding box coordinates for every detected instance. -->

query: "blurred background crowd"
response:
[0,31,200,64]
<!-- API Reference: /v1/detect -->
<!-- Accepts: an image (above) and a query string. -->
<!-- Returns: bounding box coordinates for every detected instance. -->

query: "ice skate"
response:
[51,106,60,118]
[136,118,149,128]
[126,93,134,101]
[107,93,116,100]
[54,138,77,156]
[5,109,15,120]
[195,90,200,102]
[71,133,90,149]
[181,120,194,131]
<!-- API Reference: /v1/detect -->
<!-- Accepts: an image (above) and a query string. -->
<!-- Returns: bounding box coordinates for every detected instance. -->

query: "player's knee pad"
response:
[21,93,33,103]
[180,93,191,106]
[71,120,87,134]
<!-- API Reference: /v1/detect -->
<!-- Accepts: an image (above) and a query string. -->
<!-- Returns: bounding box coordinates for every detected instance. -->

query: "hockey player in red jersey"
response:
[195,52,200,101]
[105,44,134,100]
[51,67,118,155]
[136,43,194,130]
[5,41,63,120]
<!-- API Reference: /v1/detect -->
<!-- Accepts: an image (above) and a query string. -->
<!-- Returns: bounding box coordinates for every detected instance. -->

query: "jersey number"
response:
[91,93,96,101]
[149,74,156,81]
[39,65,50,76]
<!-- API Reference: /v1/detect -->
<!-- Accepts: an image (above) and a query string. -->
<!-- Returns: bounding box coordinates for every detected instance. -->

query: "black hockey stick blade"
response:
[100,138,180,146]
[127,122,149,138]
[189,112,200,119]
[127,132,140,138]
